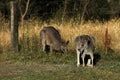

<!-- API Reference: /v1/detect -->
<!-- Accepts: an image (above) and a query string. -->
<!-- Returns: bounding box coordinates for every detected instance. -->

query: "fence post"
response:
[10,1,19,52]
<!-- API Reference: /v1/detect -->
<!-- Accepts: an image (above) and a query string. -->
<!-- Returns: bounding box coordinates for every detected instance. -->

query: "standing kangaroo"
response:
[74,35,95,67]
[40,26,69,53]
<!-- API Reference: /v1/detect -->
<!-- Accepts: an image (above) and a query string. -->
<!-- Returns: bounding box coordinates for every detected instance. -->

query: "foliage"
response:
[0,0,119,21]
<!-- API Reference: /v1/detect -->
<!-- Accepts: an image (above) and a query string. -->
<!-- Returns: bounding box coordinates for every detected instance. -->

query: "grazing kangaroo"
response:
[74,35,95,67]
[40,26,69,53]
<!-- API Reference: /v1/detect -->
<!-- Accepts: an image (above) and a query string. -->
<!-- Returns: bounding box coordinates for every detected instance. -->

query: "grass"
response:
[0,18,120,80]
[0,49,120,80]
[0,18,120,52]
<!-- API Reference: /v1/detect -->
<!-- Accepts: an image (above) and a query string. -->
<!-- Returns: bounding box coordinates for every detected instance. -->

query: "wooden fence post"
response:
[10,1,19,52]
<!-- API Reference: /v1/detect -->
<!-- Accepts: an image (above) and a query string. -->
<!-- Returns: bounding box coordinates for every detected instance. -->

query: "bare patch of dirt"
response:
[0,62,72,76]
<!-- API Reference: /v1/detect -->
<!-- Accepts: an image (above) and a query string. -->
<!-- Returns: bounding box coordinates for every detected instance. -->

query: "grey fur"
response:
[74,35,95,67]
[40,26,69,53]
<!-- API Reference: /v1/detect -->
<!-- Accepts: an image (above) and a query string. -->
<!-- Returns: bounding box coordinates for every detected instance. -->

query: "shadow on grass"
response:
[80,53,101,66]
[93,53,101,65]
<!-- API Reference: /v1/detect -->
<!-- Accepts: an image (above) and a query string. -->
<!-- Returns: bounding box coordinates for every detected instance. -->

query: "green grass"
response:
[0,48,120,80]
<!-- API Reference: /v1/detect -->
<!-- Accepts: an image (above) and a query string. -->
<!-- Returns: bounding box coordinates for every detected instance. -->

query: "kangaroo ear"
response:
[91,37,95,46]
[66,40,69,45]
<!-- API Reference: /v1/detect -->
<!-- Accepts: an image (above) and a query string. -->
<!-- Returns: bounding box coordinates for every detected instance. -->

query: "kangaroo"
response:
[40,26,69,53]
[74,35,95,67]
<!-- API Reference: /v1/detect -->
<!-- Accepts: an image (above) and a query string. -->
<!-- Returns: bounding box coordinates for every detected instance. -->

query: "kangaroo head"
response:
[78,40,88,52]
[61,40,69,53]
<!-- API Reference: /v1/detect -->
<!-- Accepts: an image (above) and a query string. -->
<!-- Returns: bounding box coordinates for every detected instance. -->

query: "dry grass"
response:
[43,19,120,51]
[0,30,10,47]
[0,18,120,52]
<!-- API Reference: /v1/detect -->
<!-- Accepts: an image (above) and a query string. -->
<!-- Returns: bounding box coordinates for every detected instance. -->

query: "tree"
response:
[18,0,30,27]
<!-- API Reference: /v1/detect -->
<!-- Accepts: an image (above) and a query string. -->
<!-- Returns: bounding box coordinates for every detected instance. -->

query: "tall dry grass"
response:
[43,19,120,52]
[0,18,120,53]
[0,16,11,52]
[58,19,120,51]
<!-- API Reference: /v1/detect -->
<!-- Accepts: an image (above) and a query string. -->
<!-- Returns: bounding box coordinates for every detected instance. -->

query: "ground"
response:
[0,50,120,80]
